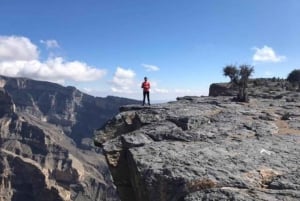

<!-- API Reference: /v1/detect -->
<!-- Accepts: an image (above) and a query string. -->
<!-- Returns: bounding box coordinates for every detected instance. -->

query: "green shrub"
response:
[287,69,300,83]
[223,64,254,102]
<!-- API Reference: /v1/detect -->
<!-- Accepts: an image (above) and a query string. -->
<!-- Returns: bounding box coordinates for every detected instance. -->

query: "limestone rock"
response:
[0,75,139,146]
[95,94,300,201]
[0,75,139,201]
[209,78,293,99]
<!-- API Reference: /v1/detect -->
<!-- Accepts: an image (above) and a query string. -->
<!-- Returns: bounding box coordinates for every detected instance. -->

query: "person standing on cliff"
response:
[141,76,150,106]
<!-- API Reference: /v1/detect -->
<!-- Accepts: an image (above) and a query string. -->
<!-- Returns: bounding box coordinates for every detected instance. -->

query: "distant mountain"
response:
[0,75,139,201]
[0,75,140,147]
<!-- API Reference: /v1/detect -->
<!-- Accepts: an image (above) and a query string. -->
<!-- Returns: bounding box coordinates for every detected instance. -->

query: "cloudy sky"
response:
[0,0,299,101]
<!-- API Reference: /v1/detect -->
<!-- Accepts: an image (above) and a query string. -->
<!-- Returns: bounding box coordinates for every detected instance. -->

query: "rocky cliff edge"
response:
[0,75,142,201]
[95,91,300,201]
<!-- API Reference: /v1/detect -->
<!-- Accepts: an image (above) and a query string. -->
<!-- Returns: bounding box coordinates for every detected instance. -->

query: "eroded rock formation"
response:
[209,78,292,98]
[95,90,300,201]
[0,75,139,201]
[1,75,139,147]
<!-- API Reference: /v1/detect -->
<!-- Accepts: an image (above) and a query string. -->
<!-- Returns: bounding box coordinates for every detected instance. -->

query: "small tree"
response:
[287,69,300,90]
[287,69,300,83]
[223,64,254,102]
[223,65,239,84]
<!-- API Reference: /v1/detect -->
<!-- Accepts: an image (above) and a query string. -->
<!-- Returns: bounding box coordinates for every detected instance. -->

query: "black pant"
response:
[143,91,150,105]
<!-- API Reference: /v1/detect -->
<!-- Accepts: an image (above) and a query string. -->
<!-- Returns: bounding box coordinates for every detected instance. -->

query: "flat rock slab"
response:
[95,95,300,201]
[129,136,300,201]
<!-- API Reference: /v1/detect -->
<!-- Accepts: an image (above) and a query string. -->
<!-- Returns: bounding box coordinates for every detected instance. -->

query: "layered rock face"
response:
[1,75,139,147]
[0,75,139,201]
[209,78,293,98]
[95,91,300,201]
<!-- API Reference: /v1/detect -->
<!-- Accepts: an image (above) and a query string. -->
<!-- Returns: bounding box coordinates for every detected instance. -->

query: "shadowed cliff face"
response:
[1,75,139,147]
[95,90,300,201]
[0,154,64,201]
[0,75,139,201]
[0,89,14,118]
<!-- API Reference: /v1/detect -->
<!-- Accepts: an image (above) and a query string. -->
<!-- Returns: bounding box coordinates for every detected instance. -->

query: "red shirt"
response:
[141,81,150,92]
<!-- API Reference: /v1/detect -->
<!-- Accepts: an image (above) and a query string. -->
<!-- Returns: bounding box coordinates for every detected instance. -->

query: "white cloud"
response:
[174,89,192,93]
[0,35,39,61]
[0,35,106,83]
[83,88,93,93]
[111,67,136,93]
[0,58,106,83]
[142,63,160,72]
[264,71,273,77]
[152,88,208,102]
[153,88,169,93]
[252,46,286,62]
[150,81,158,87]
[173,88,207,97]
[148,81,168,93]
[40,39,59,48]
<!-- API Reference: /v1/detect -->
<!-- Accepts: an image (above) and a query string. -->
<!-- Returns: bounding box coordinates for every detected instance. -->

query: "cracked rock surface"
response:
[95,92,300,201]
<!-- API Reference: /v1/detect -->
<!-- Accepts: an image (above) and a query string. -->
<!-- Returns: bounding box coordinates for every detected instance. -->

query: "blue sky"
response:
[0,0,299,101]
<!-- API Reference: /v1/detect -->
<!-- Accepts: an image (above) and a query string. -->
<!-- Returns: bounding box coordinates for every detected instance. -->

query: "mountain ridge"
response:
[0,74,140,201]
[0,74,140,147]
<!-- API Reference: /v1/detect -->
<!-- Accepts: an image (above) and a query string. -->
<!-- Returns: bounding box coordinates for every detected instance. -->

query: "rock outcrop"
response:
[95,90,300,201]
[209,78,293,99]
[0,75,139,201]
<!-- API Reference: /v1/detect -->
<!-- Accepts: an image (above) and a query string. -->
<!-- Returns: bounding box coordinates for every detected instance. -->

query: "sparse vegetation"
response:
[223,65,239,83]
[287,69,300,83]
[223,64,254,102]
[281,112,291,120]
[287,69,300,90]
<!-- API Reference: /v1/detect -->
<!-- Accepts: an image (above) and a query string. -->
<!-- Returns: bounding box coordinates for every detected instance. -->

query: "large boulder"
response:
[209,78,290,99]
[208,83,236,97]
